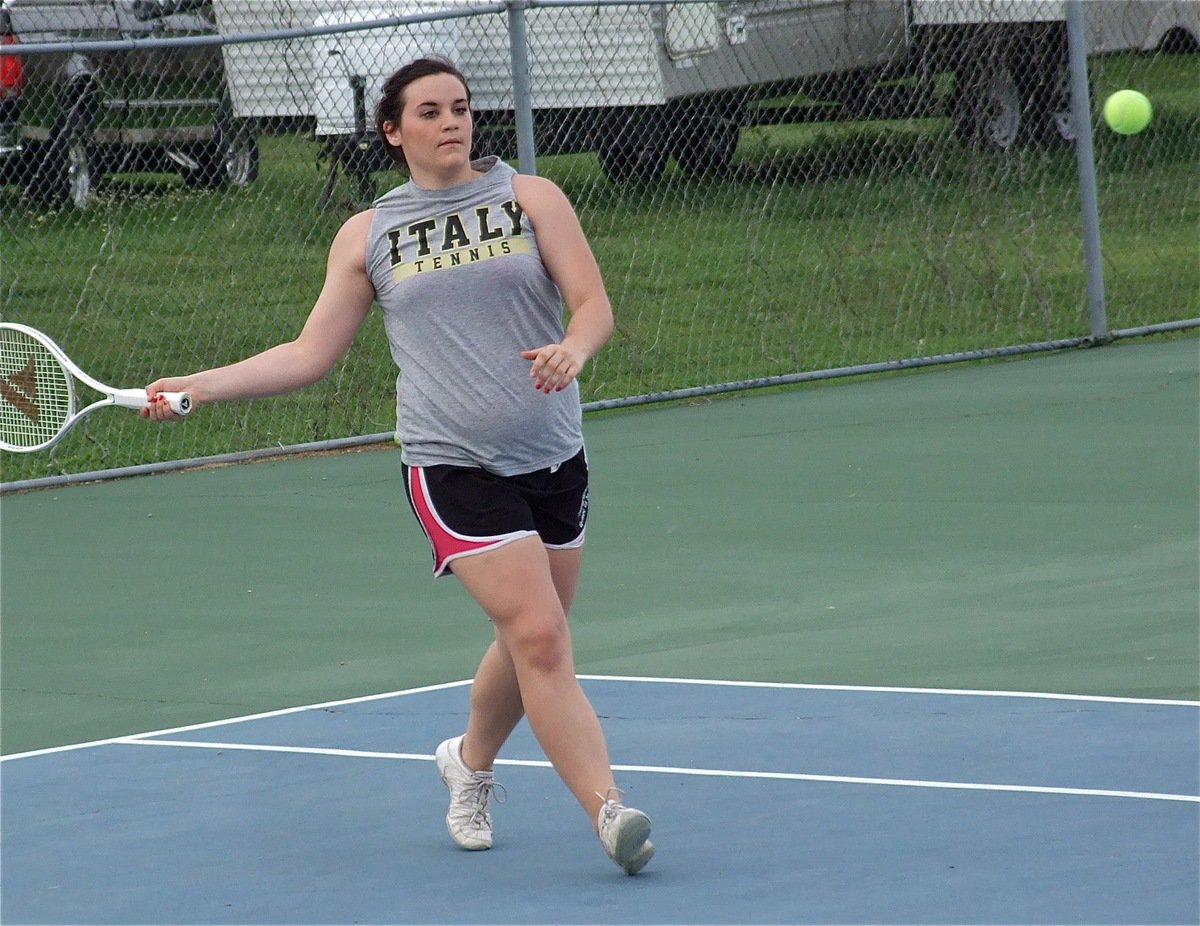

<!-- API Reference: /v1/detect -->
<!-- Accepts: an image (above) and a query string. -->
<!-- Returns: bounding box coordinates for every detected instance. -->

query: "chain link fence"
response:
[1,0,1197,486]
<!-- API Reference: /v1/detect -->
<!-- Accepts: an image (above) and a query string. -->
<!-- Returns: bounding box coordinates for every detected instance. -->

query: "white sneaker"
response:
[435,736,502,850]
[596,790,654,875]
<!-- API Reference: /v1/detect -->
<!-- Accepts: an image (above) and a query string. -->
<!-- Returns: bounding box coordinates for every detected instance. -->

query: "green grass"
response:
[1,51,1196,483]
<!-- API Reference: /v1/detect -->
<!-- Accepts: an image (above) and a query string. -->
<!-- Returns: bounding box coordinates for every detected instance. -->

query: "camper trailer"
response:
[212,0,918,185]
[210,0,1198,189]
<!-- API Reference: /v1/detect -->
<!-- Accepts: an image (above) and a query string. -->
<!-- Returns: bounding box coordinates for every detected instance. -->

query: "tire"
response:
[26,80,99,207]
[953,25,1073,152]
[1026,61,1076,145]
[185,109,259,189]
[223,119,259,186]
[595,107,669,185]
[953,58,1024,152]
[63,135,95,208]
[671,101,740,177]
[1017,28,1075,147]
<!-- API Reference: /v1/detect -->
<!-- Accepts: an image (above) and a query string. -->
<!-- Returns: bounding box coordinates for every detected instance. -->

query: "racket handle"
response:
[112,389,193,416]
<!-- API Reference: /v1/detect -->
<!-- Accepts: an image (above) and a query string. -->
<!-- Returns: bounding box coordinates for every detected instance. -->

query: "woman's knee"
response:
[503,613,571,675]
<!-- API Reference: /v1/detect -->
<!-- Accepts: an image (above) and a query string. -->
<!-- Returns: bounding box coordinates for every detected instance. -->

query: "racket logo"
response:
[0,355,40,424]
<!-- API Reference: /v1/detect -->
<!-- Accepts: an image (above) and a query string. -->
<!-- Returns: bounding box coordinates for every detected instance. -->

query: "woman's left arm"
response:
[514,174,614,393]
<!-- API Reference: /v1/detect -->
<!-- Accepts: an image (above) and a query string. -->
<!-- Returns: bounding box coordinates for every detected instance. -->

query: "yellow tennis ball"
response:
[1103,90,1152,135]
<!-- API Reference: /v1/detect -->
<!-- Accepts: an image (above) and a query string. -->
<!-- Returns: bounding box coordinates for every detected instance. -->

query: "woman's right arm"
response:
[143,210,377,419]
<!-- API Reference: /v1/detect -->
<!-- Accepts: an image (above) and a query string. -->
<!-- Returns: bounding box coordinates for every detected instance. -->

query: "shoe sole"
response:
[609,810,653,874]
[622,839,654,875]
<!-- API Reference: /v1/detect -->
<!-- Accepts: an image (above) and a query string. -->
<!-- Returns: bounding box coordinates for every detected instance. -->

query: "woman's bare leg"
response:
[451,538,614,822]
[460,547,583,773]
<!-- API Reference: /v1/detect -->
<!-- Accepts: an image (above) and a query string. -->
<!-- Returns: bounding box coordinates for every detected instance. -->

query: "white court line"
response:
[3,674,1196,764]
[121,737,1200,804]
[0,679,474,763]
[577,675,1200,707]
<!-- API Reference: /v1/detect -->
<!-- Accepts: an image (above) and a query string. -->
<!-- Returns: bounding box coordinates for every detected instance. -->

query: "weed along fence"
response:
[1,0,1198,486]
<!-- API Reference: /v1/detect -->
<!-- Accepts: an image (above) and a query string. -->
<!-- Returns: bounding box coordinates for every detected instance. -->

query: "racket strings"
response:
[0,331,73,449]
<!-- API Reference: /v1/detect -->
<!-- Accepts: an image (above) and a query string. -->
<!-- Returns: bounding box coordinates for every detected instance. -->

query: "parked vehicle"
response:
[211,0,1199,197]
[0,3,23,168]
[0,0,258,208]
[912,0,1200,151]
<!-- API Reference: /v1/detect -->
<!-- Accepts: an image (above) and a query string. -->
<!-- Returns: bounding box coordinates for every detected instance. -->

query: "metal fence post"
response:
[1066,0,1108,341]
[505,0,537,175]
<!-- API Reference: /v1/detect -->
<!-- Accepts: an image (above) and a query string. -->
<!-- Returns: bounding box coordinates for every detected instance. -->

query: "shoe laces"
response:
[462,774,506,826]
[595,787,627,825]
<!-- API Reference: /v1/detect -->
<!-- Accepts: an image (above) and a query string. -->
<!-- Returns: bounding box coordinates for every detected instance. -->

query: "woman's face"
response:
[383,72,473,179]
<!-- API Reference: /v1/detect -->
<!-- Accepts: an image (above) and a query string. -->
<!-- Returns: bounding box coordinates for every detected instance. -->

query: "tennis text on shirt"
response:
[385,201,532,281]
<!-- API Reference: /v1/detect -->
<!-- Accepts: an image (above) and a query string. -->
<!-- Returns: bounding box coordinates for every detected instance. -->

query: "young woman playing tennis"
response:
[142,56,652,875]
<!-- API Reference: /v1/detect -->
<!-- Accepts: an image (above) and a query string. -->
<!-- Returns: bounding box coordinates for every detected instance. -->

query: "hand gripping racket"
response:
[0,322,191,453]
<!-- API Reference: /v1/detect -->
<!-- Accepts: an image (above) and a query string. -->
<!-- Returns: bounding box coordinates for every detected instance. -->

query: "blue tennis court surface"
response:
[3,676,1197,924]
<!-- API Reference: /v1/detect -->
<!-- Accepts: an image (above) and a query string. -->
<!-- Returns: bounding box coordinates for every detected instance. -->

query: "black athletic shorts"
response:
[402,447,589,576]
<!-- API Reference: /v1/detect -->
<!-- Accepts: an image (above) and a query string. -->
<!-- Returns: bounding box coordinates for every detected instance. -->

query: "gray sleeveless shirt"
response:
[367,157,583,475]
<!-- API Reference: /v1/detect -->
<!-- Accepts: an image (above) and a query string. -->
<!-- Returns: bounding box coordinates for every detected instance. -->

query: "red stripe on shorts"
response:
[406,466,533,576]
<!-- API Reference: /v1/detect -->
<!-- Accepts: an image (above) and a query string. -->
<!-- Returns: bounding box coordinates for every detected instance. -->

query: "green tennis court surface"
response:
[1,337,1197,922]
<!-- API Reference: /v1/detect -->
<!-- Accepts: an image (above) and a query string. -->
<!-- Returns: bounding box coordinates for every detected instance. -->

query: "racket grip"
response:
[113,388,193,415]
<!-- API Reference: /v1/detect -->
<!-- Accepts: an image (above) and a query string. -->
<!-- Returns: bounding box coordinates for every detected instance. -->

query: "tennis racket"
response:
[0,322,190,453]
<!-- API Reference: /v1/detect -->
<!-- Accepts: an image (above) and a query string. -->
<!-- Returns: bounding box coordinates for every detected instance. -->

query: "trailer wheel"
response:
[1018,28,1075,146]
[27,79,100,207]
[953,25,1073,152]
[595,107,669,184]
[1028,61,1076,145]
[63,135,96,208]
[671,101,740,176]
[185,107,259,189]
[953,58,1023,151]
[226,119,259,186]
[1158,26,1200,53]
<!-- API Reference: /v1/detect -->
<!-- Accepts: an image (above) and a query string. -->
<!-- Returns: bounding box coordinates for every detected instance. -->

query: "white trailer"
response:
[211,0,914,184]
[211,0,1199,187]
